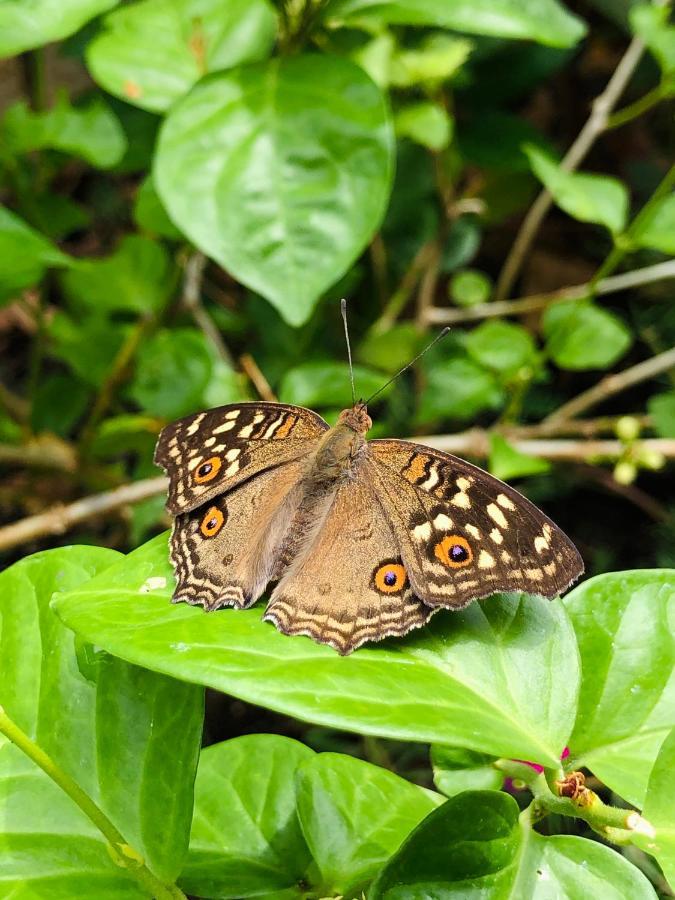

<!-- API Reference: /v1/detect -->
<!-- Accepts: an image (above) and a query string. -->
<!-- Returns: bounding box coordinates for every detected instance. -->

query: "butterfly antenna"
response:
[341,298,357,406]
[364,327,451,406]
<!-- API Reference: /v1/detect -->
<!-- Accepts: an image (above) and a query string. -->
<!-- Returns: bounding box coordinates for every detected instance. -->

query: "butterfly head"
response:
[338,402,372,435]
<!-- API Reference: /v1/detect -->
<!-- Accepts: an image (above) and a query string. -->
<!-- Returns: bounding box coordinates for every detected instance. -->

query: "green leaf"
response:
[357,324,424,375]
[0,0,117,57]
[155,55,394,326]
[370,790,657,897]
[323,0,586,48]
[465,320,537,376]
[0,546,204,894]
[390,33,473,86]
[61,235,173,315]
[31,374,90,437]
[630,5,675,75]
[418,357,505,422]
[296,753,441,896]
[134,176,183,240]
[0,205,70,303]
[395,101,453,150]
[430,746,503,796]
[525,145,629,234]
[53,534,581,767]
[87,0,276,113]
[180,734,314,899]
[128,328,244,418]
[279,361,385,408]
[48,313,129,388]
[636,727,675,890]
[649,392,675,438]
[449,268,491,306]
[489,434,551,481]
[633,194,675,255]
[543,299,632,370]
[564,570,675,806]
[1,94,127,168]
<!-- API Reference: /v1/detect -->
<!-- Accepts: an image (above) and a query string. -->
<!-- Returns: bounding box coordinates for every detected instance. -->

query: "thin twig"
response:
[239,353,277,402]
[2,436,674,554]
[545,346,675,424]
[182,251,234,366]
[426,260,675,325]
[416,241,442,329]
[371,240,438,335]
[495,34,646,301]
[0,476,168,552]
[0,436,77,472]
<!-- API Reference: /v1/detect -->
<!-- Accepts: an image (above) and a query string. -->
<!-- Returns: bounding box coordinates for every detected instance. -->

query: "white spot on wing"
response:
[451,493,471,510]
[487,503,508,528]
[478,550,495,569]
[186,414,205,436]
[535,535,549,554]
[465,524,480,539]
[490,528,503,545]
[414,521,432,541]
[433,513,453,530]
[213,420,236,434]
[497,493,516,510]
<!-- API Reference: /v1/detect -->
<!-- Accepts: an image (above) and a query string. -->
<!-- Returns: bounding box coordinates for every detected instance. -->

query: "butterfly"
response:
[154,399,584,655]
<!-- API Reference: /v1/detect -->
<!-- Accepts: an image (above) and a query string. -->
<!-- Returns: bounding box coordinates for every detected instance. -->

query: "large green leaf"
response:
[180,734,314,899]
[295,753,441,896]
[465,320,538,376]
[418,356,505,422]
[323,0,586,48]
[54,533,580,766]
[0,547,204,896]
[0,205,70,304]
[370,790,657,897]
[0,0,118,57]
[564,570,675,807]
[636,726,675,890]
[543,299,632,370]
[155,55,394,326]
[1,95,127,169]
[525,145,629,234]
[87,0,276,113]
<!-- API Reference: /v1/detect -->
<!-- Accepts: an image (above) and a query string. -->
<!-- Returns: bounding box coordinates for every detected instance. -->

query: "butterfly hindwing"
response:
[170,458,307,610]
[154,401,328,515]
[368,439,584,608]
[264,471,434,654]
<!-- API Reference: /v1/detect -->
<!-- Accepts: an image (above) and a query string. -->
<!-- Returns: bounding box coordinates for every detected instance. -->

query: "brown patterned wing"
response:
[263,473,435,655]
[154,402,328,515]
[367,439,584,608]
[169,458,306,610]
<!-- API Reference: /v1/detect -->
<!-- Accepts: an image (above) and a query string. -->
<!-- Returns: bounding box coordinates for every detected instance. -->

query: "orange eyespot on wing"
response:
[194,456,222,484]
[200,506,225,537]
[373,562,408,594]
[434,535,473,568]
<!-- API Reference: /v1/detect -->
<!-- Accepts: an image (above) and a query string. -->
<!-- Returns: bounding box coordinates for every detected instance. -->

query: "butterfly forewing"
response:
[154,401,328,515]
[368,439,584,608]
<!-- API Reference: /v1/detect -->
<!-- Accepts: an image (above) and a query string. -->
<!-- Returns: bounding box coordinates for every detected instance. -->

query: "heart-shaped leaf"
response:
[155,55,394,326]
[53,533,580,767]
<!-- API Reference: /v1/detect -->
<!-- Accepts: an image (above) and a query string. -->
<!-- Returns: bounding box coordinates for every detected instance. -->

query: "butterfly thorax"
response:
[309,404,371,483]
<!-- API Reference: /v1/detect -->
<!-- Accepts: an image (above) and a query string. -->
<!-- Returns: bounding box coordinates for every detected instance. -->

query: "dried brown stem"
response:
[182,251,234,366]
[426,260,675,325]
[545,346,675,424]
[239,353,277,402]
[494,34,646,302]
[0,476,168,553]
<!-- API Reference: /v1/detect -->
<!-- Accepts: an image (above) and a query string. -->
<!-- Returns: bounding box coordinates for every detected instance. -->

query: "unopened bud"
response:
[615,416,640,442]
[640,449,665,471]
[614,460,637,485]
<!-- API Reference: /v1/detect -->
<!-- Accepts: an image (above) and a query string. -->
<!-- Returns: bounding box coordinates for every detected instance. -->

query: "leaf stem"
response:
[607,81,673,129]
[0,706,187,899]
[495,759,654,842]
